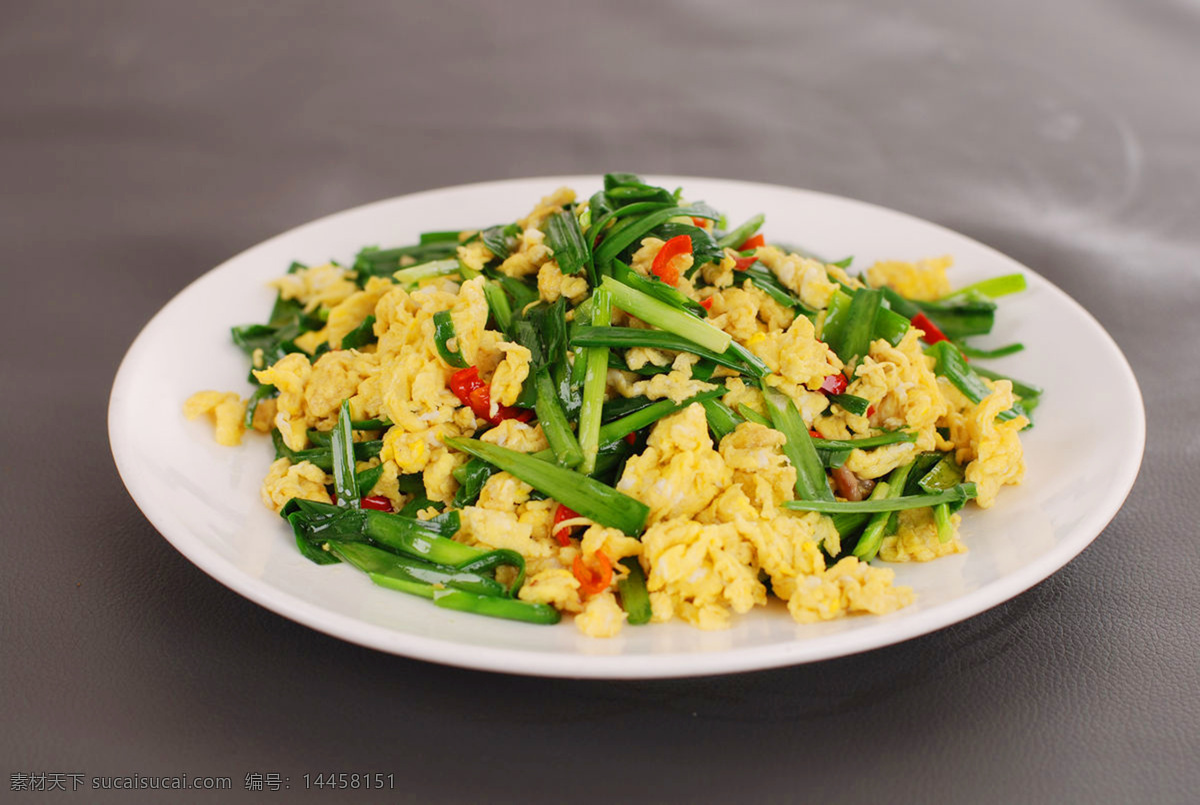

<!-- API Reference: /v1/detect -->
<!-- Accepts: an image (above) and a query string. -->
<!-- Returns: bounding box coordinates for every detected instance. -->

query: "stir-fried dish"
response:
[185,174,1040,638]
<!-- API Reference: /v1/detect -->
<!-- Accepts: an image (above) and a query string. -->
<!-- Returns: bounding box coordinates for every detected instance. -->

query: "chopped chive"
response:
[925,341,1028,424]
[825,288,883,364]
[811,430,917,451]
[700,398,742,441]
[578,288,612,474]
[957,342,1025,360]
[331,401,359,506]
[939,272,1027,300]
[419,230,464,245]
[970,365,1043,401]
[328,540,505,597]
[828,393,871,417]
[933,503,954,543]
[355,463,384,495]
[445,437,650,535]
[534,367,584,468]
[917,454,963,493]
[851,461,915,561]
[432,310,468,368]
[617,558,652,625]
[481,223,518,260]
[453,549,527,597]
[339,314,377,350]
[784,483,978,514]
[592,205,719,272]
[595,388,724,446]
[611,260,707,316]
[430,589,561,625]
[716,213,765,249]
[599,275,732,354]
[392,258,461,285]
[736,403,771,428]
[733,263,816,315]
[873,305,911,347]
[761,388,834,501]
[362,509,481,566]
[571,326,762,378]
[481,280,513,333]
[452,456,497,508]
[543,210,593,286]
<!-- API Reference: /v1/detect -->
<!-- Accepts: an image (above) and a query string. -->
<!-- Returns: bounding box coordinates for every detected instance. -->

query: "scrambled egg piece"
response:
[718,422,796,518]
[488,342,532,414]
[252,349,381,446]
[259,458,332,513]
[519,569,583,613]
[518,186,576,230]
[698,249,739,288]
[575,591,627,638]
[268,263,358,313]
[617,404,732,524]
[537,261,589,304]
[252,352,313,451]
[843,330,947,450]
[844,441,919,480]
[479,419,549,453]
[787,557,914,623]
[498,227,554,278]
[747,315,843,402]
[943,379,1027,508]
[456,241,494,273]
[867,256,953,301]
[704,281,795,341]
[641,519,766,630]
[753,246,844,310]
[184,391,247,446]
[880,507,966,562]
[608,354,718,404]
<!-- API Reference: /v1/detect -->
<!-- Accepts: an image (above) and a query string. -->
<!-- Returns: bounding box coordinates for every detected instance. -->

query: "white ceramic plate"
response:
[109,175,1144,678]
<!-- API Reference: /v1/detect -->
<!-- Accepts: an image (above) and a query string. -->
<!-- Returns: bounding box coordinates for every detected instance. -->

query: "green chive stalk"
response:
[578,288,612,474]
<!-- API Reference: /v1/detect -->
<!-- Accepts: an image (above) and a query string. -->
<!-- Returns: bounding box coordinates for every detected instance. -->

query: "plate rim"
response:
[108,174,1146,679]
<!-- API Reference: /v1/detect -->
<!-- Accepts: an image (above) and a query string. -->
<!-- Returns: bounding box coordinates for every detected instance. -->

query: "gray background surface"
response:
[3,1,1197,803]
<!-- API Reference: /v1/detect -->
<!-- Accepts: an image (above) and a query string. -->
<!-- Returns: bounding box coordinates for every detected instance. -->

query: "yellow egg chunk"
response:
[575,591,627,638]
[183,391,246,446]
[787,557,914,623]
[880,508,966,562]
[616,404,732,524]
[268,263,358,313]
[259,458,332,513]
[867,256,953,301]
[753,246,848,310]
[952,380,1028,509]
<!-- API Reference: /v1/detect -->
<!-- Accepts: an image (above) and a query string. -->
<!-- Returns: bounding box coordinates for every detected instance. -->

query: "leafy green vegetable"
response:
[446,437,650,535]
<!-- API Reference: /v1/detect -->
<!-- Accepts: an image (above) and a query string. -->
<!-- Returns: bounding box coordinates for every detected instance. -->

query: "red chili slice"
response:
[733,255,758,270]
[819,373,848,395]
[699,297,714,311]
[450,365,532,424]
[738,233,765,251]
[360,495,394,512]
[552,503,582,546]
[911,312,950,345]
[573,551,613,597]
[650,235,692,286]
